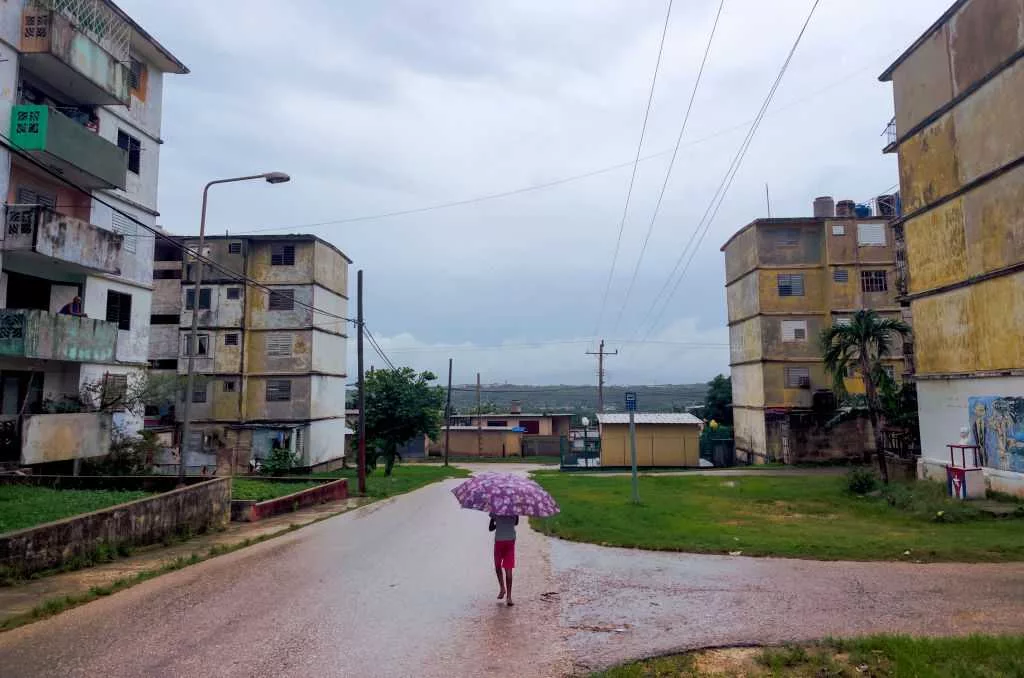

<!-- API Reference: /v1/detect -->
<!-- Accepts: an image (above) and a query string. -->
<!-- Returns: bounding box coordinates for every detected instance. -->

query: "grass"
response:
[593,635,1024,677]
[0,485,152,533]
[310,463,469,498]
[531,473,1024,562]
[231,478,323,502]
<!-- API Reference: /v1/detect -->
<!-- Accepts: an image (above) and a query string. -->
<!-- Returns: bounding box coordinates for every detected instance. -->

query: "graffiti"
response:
[968,396,1024,473]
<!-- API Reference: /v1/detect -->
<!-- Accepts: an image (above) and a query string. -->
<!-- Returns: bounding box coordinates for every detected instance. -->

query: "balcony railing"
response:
[10,105,128,190]
[4,203,123,275]
[19,0,130,106]
[0,309,118,363]
[883,117,897,153]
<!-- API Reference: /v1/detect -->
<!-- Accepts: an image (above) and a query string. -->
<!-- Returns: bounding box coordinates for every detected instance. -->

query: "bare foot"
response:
[506,599,514,607]
[497,589,506,600]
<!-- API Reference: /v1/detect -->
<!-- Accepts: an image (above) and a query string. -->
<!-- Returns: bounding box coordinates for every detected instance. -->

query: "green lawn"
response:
[0,485,152,534]
[595,635,1024,677]
[311,463,469,498]
[231,479,323,502]
[531,473,1024,562]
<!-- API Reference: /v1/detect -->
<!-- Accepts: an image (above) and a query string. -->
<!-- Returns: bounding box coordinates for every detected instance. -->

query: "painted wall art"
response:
[968,396,1024,473]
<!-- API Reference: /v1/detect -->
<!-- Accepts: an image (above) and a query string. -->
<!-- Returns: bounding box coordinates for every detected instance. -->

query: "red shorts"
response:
[494,540,516,569]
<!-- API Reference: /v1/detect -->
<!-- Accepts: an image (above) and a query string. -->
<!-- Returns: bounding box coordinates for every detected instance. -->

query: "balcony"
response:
[19,0,130,106]
[0,309,117,363]
[883,117,897,154]
[4,204,123,275]
[19,412,113,464]
[10,105,128,190]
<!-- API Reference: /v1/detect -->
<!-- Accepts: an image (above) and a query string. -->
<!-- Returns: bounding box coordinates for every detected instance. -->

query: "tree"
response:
[364,367,445,475]
[703,374,732,426]
[821,310,911,483]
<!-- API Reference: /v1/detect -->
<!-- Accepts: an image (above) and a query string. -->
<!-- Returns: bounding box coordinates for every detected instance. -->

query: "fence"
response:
[560,435,600,470]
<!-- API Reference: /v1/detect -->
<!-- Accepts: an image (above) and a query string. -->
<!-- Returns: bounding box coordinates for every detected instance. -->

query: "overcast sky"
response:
[121,0,949,386]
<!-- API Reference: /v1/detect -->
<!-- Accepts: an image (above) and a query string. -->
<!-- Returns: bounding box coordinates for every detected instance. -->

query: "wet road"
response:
[2,469,1024,677]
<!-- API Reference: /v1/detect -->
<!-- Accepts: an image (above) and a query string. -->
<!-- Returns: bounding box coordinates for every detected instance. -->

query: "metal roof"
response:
[597,413,703,425]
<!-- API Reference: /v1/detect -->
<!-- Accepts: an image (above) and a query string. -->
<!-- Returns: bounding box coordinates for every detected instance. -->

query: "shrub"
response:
[82,429,160,476]
[260,446,297,476]
[846,467,878,495]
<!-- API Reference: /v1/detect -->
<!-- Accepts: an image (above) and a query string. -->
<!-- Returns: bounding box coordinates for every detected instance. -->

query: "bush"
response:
[82,429,160,476]
[260,446,297,476]
[846,467,878,494]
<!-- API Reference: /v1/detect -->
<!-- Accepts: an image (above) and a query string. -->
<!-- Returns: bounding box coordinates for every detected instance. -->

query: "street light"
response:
[178,172,290,483]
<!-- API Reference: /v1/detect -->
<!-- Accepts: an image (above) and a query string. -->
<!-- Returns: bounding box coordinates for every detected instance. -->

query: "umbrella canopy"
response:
[451,473,560,517]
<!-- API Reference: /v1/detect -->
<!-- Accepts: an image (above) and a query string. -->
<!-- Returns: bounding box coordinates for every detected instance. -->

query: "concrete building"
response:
[880,0,1024,495]
[722,197,905,463]
[446,412,572,456]
[0,0,185,466]
[166,234,351,473]
[597,413,702,467]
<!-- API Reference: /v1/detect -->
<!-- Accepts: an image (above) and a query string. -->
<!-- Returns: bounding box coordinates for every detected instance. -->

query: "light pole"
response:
[178,172,290,484]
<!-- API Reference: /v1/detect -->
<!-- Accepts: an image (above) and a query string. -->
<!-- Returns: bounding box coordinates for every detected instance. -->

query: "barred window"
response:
[267,289,295,311]
[860,270,887,293]
[784,367,810,389]
[266,379,292,402]
[777,274,804,297]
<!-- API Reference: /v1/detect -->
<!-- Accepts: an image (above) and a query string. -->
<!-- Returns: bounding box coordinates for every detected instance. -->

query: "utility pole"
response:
[585,339,617,413]
[626,391,639,503]
[476,372,482,456]
[444,358,453,467]
[357,270,367,495]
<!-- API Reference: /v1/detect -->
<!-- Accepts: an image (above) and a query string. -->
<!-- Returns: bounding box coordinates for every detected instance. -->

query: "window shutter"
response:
[266,334,293,357]
[111,212,137,253]
[267,289,295,311]
[781,320,807,342]
[857,223,886,246]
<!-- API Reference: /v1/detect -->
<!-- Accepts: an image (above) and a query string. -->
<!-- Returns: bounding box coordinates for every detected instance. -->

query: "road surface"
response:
[2,468,1024,676]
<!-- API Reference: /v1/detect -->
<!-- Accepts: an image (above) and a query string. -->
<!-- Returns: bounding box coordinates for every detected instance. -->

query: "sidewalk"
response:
[0,496,369,626]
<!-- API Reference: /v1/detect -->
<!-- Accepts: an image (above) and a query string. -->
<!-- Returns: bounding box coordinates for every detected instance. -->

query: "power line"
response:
[0,131,357,329]
[611,0,725,335]
[364,325,397,370]
[637,0,822,341]
[382,338,727,353]
[592,0,674,339]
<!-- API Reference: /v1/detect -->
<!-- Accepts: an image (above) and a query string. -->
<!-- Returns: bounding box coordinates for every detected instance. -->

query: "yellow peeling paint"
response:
[904,198,967,293]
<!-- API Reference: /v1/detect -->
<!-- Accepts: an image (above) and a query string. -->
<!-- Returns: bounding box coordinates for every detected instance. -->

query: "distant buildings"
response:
[0,0,185,466]
[721,196,905,463]
[597,413,701,467]
[439,410,573,457]
[152,234,351,473]
[880,0,1024,494]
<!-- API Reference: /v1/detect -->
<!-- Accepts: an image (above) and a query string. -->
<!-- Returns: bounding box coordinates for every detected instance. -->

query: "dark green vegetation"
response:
[594,635,1024,677]
[312,464,468,498]
[702,374,732,425]
[532,473,1024,561]
[231,479,322,502]
[364,367,446,475]
[0,485,152,533]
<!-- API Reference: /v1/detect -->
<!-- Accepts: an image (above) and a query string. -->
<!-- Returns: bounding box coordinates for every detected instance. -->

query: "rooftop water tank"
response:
[813,196,835,218]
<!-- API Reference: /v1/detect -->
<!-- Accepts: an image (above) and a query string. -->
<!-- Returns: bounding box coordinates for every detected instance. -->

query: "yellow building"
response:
[880,0,1024,495]
[721,197,906,463]
[597,413,701,467]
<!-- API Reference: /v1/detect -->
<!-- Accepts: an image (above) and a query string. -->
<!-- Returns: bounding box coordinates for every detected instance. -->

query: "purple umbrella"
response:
[451,473,560,517]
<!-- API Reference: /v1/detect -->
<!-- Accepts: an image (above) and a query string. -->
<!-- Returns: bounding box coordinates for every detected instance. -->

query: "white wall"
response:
[311,330,347,375]
[307,418,347,466]
[309,375,347,421]
[312,285,349,335]
[89,196,156,286]
[82,275,152,363]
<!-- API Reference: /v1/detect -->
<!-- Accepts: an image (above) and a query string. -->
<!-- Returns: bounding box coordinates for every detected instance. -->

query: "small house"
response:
[597,413,702,467]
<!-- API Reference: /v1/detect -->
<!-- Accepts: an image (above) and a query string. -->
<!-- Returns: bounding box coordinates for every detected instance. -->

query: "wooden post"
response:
[357,270,366,495]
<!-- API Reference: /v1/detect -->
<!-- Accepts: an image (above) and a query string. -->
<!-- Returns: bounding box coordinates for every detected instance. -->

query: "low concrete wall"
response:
[0,475,210,492]
[231,478,348,522]
[919,458,1024,498]
[0,477,230,578]
[21,412,113,464]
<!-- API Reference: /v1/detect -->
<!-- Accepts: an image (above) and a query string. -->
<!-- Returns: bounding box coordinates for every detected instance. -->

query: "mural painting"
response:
[968,396,1024,473]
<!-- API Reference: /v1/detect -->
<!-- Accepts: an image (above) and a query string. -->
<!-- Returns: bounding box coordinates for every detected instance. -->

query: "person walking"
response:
[489,513,518,606]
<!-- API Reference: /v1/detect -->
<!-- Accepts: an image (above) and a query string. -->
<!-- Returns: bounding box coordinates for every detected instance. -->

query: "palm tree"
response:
[821,310,911,483]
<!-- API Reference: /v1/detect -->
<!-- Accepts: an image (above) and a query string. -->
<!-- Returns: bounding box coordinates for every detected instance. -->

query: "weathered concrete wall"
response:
[307,418,347,466]
[309,375,348,421]
[245,375,311,421]
[0,477,230,577]
[246,329,313,374]
[311,329,347,375]
[10,211,124,276]
[0,310,117,363]
[21,412,113,464]
[730,363,765,408]
[313,241,349,297]
[733,407,767,462]
[82,276,151,364]
[231,478,347,522]
[757,268,826,315]
[723,225,758,283]
[892,23,954,136]
[756,222,822,267]
[245,284,315,331]
[729,316,763,364]
[725,272,759,323]
[247,240,317,286]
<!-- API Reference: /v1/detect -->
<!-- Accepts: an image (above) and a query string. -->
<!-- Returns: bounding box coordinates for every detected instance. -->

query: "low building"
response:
[597,413,702,467]
[437,426,522,458]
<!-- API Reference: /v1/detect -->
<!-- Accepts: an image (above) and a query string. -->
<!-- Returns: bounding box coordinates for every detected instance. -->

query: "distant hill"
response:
[447,383,708,416]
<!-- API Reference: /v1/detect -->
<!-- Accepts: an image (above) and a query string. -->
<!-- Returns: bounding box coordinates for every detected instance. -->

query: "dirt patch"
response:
[691,647,761,674]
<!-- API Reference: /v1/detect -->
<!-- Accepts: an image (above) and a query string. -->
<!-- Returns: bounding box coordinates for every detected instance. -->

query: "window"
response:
[781,320,807,342]
[833,268,849,283]
[150,314,180,325]
[182,333,210,356]
[223,380,236,393]
[101,374,128,407]
[784,367,811,389]
[228,242,242,254]
[777,274,804,297]
[111,212,137,253]
[776,228,800,247]
[128,57,148,100]
[861,270,888,293]
[105,290,132,330]
[150,358,178,370]
[831,224,846,236]
[153,269,182,280]
[185,288,212,310]
[192,383,207,403]
[226,287,241,300]
[117,130,141,174]
[486,420,508,427]
[266,379,292,402]
[154,240,182,261]
[224,333,239,346]
[270,244,296,266]
[834,317,852,327]
[267,334,293,357]
[267,289,295,311]
[857,223,886,246]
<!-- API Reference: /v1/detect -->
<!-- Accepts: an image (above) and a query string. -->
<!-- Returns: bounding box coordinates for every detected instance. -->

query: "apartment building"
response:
[722,196,905,463]
[880,0,1024,494]
[166,234,350,473]
[0,0,185,466]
